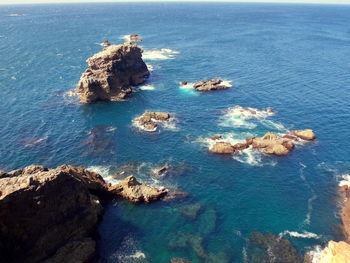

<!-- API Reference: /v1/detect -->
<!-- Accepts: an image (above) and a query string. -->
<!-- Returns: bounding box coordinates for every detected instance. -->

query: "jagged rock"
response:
[0,165,110,263]
[109,175,167,203]
[179,81,188,85]
[248,232,302,263]
[209,142,236,154]
[250,132,295,156]
[291,129,316,141]
[171,258,192,263]
[76,42,149,103]
[152,165,172,176]
[193,78,231,91]
[134,111,171,132]
[339,184,350,241]
[208,135,223,140]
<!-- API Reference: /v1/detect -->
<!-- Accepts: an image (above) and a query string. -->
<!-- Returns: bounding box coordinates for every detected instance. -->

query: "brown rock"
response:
[100,40,111,47]
[291,129,316,141]
[251,132,295,156]
[135,111,171,132]
[209,142,236,154]
[193,78,231,91]
[109,175,167,203]
[0,165,110,263]
[152,165,172,176]
[76,42,149,103]
[179,81,188,85]
[232,142,250,151]
[312,241,350,263]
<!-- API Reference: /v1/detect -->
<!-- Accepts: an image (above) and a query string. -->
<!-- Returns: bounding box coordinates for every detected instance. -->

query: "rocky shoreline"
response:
[0,165,167,262]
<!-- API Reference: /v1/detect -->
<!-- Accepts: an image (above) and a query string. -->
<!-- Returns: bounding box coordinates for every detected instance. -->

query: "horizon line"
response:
[1,0,350,6]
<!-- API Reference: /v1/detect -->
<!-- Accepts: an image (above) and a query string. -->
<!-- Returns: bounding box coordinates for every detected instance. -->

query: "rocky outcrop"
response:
[76,42,149,103]
[0,165,166,263]
[134,111,171,132]
[291,129,316,141]
[208,130,316,156]
[109,176,167,203]
[193,78,231,91]
[339,183,350,241]
[0,165,110,263]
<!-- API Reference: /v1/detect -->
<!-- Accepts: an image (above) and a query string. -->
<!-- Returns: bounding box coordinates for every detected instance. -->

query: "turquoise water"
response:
[1,2,350,262]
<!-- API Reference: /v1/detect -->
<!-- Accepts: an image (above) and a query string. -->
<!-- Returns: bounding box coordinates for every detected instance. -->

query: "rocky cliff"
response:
[0,165,166,263]
[76,42,149,103]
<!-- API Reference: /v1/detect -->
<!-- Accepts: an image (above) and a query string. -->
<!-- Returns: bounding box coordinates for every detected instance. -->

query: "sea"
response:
[1,2,350,262]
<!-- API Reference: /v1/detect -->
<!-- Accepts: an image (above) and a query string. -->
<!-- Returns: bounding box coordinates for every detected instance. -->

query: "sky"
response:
[1,0,350,4]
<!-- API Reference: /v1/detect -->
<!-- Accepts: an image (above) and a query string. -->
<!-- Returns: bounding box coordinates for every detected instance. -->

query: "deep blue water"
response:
[1,2,350,262]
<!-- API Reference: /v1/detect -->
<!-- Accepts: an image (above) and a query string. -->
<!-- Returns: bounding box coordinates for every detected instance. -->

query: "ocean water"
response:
[1,2,350,262]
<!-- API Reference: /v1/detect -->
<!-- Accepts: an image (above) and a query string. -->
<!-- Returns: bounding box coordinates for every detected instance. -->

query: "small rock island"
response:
[76,42,150,103]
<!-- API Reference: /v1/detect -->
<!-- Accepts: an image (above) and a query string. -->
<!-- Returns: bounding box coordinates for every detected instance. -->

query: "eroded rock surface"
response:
[0,165,110,263]
[193,78,231,91]
[109,175,167,203]
[134,111,171,132]
[76,42,149,103]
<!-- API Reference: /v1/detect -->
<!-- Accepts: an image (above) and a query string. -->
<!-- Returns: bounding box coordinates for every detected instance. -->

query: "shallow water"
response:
[1,2,350,262]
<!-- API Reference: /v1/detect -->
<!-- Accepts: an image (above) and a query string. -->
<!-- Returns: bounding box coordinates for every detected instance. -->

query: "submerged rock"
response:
[134,111,171,132]
[0,165,111,263]
[170,258,192,263]
[178,203,202,219]
[248,232,303,263]
[76,42,149,103]
[109,175,167,203]
[193,78,231,91]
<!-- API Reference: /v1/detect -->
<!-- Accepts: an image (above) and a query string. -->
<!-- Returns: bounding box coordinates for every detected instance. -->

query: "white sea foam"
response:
[299,163,318,226]
[146,63,154,71]
[305,246,323,263]
[242,247,248,263]
[339,174,350,187]
[280,230,321,239]
[86,165,118,184]
[179,82,198,96]
[219,105,275,129]
[8,14,25,17]
[221,80,233,87]
[143,48,179,60]
[132,113,178,132]
[22,136,48,147]
[120,34,131,42]
[139,84,156,90]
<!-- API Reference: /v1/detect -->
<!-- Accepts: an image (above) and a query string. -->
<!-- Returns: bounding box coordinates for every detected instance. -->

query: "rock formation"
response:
[76,42,149,103]
[0,165,166,263]
[339,183,350,241]
[208,130,315,156]
[0,165,110,263]
[306,241,350,263]
[193,78,231,91]
[109,175,167,203]
[134,111,171,132]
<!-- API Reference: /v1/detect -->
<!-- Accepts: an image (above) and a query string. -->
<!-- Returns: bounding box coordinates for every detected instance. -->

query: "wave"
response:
[305,245,323,263]
[219,105,275,129]
[21,136,48,147]
[280,230,321,239]
[339,174,350,187]
[142,48,179,60]
[178,82,199,96]
[139,84,156,91]
[146,63,154,71]
[86,165,118,184]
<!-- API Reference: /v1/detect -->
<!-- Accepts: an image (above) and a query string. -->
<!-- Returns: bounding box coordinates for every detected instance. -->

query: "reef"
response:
[193,78,231,91]
[134,111,171,132]
[209,130,316,156]
[247,232,303,263]
[76,42,149,103]
[0,165,164,263]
